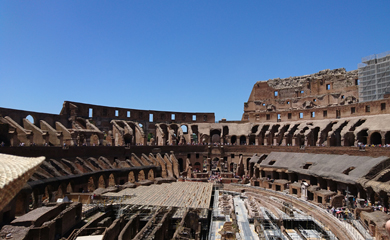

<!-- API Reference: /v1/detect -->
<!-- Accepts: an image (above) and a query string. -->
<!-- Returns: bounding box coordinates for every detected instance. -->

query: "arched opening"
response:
[357,129,368,145]
[194,162,201,172]
[26,115,35,124]
[223,126,229,136]
[370,132,382,145]
[66,182,73,193]
[98,175,106,188]
[57,185,65,198]
[191,125,199,144]
[0,122,11,146]
[230,162,234,172]
[178,158,184,172]
[231,135,237,145]
[124,134,133,145]
[181,125,188,134]
[128,171,135,183]
[108,174,116,187]
[240,136,247,145]
[385,131,390,145]
[343,132,355,146]
[210,129,221,143]
[307,127,320,146]
[88,177,96,192]
[148,169,154,180]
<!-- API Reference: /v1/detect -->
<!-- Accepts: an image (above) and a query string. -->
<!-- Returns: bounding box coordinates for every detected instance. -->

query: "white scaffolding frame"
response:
[358,51,390,102]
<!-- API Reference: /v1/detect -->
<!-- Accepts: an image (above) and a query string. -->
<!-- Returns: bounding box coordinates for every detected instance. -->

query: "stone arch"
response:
[98,175,106,188]
[181,125,188,134]
[123,134,133,145]
[169,124,179,145]
[26,114,36,125]
[356,129,368,145]
[307,127,320,146]
[231,135,237,145]
[108,173,116,187]
[370,132,382,145]
[66,182,74,193]
[191,125,199,144]
[223,126,229,136]
[239,135,247,145]
[57,184,66,198]
[210,129,221,143]
[194,162,201,172]
[148,169,154,180]
[138,170,145,181]
[128,171,135,183]
[343,132,355,146]
[88,176,96,192]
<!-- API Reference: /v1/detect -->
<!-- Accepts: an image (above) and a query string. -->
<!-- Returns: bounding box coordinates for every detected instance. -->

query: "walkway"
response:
[233,196,259,240]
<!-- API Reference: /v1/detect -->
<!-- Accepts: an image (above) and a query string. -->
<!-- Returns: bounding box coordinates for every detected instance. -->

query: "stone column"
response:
[264,138,268,146]
[292,137,297,146]
[246,136,250,145]
[281,137,286,146]
[273,138,278,146]
[255,137,259,145]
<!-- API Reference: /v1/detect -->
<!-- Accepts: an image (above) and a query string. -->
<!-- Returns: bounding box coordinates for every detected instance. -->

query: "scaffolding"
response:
[359,51,390,102]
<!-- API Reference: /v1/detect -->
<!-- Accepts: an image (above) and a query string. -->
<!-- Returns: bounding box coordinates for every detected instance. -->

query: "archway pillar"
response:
[382,138,386,146]
[246,136,249,145]
[255,137,259,145]
[206,158,211,172]
[264,138,268,146]
[281,137,286,146]
[292,137,297,146]
[273,138,277,146]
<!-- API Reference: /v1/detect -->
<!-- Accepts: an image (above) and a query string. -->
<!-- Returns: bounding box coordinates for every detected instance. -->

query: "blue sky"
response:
[1,1,389,121]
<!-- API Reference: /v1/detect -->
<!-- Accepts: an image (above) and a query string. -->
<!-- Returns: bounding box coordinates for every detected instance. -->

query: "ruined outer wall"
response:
[243,68,360,121]
[61,101,215,131]
[245,97,390,123]
[0,107,68,128]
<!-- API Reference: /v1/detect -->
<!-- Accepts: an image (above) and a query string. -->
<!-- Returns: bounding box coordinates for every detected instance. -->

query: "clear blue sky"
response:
[1,1,389,121]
